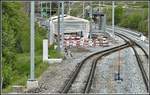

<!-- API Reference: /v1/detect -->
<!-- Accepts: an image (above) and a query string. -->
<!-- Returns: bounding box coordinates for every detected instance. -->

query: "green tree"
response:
[120,12,142,29]
[2,2,47,89]
[104,5,124,25]
[2,2,30,53]
[115,5,124,25]
[128,13,142,29]
[103,7,112,25]
[138,20,148,35]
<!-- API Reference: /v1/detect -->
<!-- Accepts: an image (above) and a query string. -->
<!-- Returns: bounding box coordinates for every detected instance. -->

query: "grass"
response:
[48,44,64,58]
[2,45,63,93]
[2,52,49,93]
[2,44,64,93]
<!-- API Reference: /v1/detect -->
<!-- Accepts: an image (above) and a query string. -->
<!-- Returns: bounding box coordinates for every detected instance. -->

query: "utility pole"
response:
[57,2,61,52]
[61,1,64,52]
[82,1,85,18]
[112,1,115,38]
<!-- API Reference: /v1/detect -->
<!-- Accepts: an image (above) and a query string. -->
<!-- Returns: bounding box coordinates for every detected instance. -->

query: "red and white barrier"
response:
[63,35,109,48]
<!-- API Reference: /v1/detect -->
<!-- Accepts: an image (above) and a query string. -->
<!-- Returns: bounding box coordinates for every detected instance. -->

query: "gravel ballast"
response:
[91,47,148,94]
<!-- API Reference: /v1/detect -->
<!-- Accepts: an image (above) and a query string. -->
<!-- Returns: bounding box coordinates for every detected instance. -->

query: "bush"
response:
[104,4,148,36]
[48,43,64,58]
[119,13,142,29]
[14,54,30,76]
[2,64,13,88]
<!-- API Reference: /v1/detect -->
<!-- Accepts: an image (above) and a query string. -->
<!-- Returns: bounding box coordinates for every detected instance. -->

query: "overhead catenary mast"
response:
[27,1,38,89]
[99,1,101,12]
[61,1,64,52]
[82,1,85,18]
[68,1,70,15]
[112,1,115,38]
[57,2,61,52]
[89,1,93,39]
[45,2,47,18]
[48,1,52,45]
[30,1,35,81]
[40,2,42,17]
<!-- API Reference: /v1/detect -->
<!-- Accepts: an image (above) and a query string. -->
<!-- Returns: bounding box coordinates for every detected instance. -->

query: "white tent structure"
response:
[47,15,90,44]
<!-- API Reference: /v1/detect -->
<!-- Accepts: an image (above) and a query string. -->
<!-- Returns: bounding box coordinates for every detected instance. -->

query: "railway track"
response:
[60,32,149,93]
[60,42,131,93]
[84,32,149,93]
[115,33,148,59]
[115,33,149,93]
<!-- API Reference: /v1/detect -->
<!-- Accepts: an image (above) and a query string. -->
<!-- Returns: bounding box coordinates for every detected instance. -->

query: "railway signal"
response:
[41,2,46,18]
[114,49,123,82]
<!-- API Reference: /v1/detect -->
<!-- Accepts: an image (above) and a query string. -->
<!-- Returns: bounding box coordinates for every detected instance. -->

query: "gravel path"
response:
[26,48,92,93]
[14,51,95,94]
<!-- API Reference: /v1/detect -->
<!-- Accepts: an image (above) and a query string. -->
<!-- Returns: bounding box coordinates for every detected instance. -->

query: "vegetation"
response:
[70,2,83,17]
[48,43,64,58]
[1,1,149,93]
[70,1,148,36]
[2,2,49,92]
[103,3,148,36]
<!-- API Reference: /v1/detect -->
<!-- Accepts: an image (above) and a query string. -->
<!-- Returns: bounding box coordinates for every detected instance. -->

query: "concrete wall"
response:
[43,39,48,61]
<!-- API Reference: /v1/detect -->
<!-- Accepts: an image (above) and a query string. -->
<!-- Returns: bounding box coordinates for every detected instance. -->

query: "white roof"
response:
[49,15,89,23]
